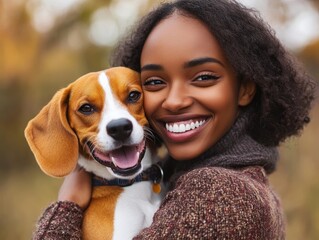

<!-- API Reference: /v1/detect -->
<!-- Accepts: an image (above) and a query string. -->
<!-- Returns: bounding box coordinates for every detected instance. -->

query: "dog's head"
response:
[25,67,148,179]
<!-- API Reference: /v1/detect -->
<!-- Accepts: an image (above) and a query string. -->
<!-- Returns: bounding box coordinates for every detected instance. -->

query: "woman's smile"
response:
[165,119,208,134]
[158,115,212,143]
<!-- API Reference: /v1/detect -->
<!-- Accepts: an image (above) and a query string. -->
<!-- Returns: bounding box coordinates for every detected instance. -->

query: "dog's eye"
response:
[127,91,141,103]
[78,104,95,115]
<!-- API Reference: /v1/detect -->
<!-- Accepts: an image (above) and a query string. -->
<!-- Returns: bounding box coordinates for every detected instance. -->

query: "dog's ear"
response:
[25,86,78,177]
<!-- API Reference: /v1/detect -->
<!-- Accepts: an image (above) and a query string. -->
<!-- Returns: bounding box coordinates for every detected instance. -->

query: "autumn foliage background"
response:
[0,0,318,239]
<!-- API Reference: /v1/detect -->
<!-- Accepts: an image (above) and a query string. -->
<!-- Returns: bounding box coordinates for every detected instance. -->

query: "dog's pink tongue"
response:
[110,146,139,169]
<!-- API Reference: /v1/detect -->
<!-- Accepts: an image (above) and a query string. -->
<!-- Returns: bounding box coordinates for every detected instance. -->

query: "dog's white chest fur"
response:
[113,182,161,240]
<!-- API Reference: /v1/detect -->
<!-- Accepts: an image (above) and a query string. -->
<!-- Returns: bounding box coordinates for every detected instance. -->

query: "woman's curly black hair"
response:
[111,0,317,147]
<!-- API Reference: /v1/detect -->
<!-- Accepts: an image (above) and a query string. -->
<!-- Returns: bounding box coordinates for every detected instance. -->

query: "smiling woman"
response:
[31,0,317,239]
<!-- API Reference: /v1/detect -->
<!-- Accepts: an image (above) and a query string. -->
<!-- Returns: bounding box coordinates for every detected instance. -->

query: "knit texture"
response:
[32,201,83,240]
[134,166,285,240]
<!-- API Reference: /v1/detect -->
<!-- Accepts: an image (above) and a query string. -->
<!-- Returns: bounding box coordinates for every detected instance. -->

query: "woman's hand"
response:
[58,165,92,210]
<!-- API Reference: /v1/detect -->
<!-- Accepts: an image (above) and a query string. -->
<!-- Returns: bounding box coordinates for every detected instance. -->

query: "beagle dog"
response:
[25,67,163,240]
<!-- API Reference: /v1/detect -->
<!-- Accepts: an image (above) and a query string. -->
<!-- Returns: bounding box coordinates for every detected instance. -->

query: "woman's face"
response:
[140,14,252,160]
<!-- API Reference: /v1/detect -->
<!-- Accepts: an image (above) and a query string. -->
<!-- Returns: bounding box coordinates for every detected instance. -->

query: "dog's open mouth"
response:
[87,140,146,177]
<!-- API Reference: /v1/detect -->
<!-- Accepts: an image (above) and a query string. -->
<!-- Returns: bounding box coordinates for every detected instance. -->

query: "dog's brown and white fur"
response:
[25,67,162,240]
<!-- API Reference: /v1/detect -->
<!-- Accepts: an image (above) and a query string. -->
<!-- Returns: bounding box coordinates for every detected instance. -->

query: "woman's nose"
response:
[162,83,193,112]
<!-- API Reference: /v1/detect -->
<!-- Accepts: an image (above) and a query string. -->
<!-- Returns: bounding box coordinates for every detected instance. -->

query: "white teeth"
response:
[173,123,179,132]
[179,124,186,132]
[166,120,206,133]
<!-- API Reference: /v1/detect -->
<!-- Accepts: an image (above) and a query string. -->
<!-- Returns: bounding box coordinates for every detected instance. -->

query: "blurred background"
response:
[0,0,318,239]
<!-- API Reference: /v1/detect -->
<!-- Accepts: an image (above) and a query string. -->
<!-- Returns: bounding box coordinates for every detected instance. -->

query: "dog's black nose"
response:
[107,118,133,141]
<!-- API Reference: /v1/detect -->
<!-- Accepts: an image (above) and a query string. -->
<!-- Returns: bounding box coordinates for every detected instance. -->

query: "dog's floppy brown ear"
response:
[25,86,78,177]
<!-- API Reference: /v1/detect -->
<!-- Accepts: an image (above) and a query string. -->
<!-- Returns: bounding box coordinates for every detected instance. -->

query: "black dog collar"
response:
[92,163,163,190]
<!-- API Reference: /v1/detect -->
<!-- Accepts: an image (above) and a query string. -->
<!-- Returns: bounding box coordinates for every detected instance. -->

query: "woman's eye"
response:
[142,78,166,91]
[195,74,220,81]
[143,78,164,86]
[192,73,221,87]
[78,104,95,115]
[127,90,141,103]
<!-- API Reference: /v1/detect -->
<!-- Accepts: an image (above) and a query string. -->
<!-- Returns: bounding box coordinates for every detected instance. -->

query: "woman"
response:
[33,0,317,239]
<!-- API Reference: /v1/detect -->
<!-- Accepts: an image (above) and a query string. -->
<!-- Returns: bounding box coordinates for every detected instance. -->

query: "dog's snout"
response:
[107,118,133,141]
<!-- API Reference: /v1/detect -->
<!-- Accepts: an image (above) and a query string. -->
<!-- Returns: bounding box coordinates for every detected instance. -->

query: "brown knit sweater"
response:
[32,110,285,239]
[134,166,285,239]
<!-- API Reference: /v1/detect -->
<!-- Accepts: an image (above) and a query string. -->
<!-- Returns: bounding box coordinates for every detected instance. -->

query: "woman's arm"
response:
[33,201,83,240]
[33,166,91,240]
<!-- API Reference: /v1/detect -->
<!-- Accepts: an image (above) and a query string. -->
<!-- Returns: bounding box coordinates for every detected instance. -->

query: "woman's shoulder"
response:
[170,166,282,213]
[175,166,282,205]
[137,166,286,239]
[174,166,283,220]
[176,166,270,192]
[166,166,285,239]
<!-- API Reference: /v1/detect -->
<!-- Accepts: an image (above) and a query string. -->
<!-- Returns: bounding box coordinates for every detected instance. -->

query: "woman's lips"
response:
[165,119,207,133]
[158,116,212,142]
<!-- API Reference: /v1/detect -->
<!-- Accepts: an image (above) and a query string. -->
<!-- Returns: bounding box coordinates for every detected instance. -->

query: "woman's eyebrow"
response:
[141,64,163,72]
[184,57,224,68]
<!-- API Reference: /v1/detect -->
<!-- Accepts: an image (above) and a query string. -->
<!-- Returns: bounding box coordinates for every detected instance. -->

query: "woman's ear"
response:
[238,80,256,106]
